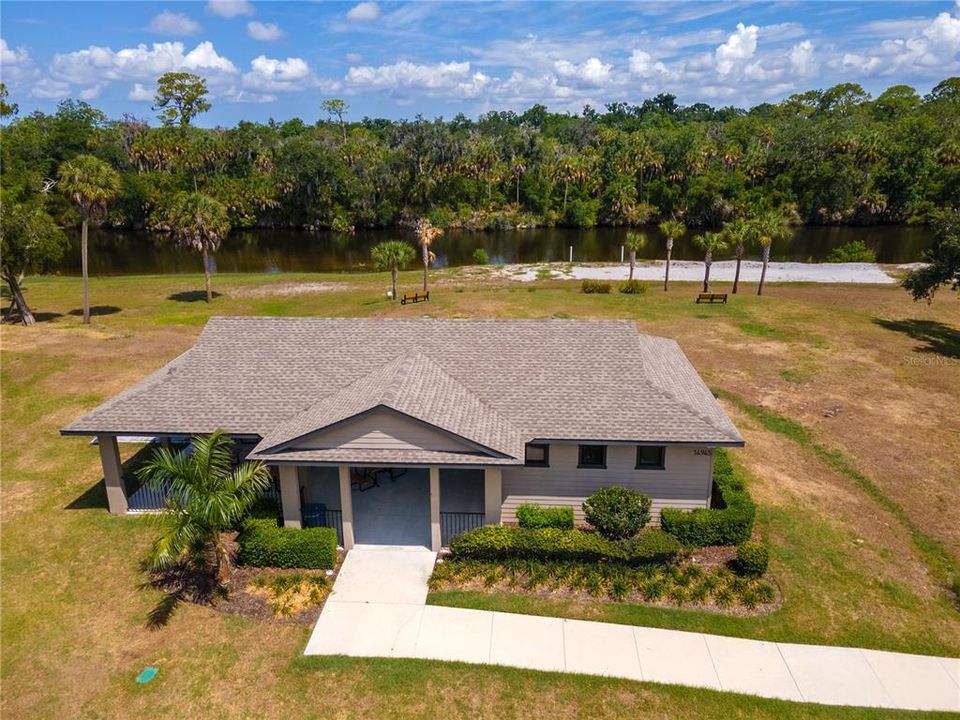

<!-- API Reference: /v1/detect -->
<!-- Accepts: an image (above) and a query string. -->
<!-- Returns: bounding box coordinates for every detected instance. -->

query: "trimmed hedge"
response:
[621,529,681,565]
[516,504,575,530]
[736,541,769,577]
[660,449,756,547]
[448,525,680,566]
[238,518,338,569]
[449,525,622,563]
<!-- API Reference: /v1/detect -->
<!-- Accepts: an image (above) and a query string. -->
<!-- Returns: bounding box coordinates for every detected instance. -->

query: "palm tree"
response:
[750,209,792,296]
[164,192,231,302]
[414,217,443,292]
[371,240,416,300]
[624,231,647,281]
[694,231,728,293]
[724,218,752,294]
[57,155,121,324]
[658,219,686,292]
[137,430,271,583]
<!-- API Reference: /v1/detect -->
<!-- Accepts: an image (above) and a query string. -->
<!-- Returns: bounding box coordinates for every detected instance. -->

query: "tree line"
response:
[1,74,958,323]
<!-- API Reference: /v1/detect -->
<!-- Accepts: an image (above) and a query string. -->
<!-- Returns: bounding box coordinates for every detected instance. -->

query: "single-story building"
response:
[62,317,744,552]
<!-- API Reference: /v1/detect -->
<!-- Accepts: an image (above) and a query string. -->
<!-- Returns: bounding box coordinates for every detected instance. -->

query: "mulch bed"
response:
[147,532,344,627]
[684,544,739,569]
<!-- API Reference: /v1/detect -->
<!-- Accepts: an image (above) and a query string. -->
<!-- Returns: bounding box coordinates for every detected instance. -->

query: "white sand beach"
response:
[495,260,906,285]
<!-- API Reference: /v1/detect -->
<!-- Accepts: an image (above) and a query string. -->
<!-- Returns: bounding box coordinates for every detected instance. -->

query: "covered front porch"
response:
[89,435,504,552]
[277,464,503,552]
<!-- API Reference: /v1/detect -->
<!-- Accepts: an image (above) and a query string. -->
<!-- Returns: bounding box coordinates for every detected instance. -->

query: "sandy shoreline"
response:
[493,260,916,285]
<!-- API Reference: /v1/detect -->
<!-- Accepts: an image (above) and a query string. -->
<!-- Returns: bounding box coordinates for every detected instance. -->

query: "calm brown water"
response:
[66,225,933,276]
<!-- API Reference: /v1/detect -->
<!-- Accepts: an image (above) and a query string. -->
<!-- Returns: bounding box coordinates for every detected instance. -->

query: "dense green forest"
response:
[2,77,959,236]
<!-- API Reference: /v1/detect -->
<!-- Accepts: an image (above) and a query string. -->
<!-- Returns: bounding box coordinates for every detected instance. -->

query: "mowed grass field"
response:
[2,268,959,719]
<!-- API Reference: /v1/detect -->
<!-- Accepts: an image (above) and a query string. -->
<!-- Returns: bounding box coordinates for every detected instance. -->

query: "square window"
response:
[578,445,606,468]
[637,446,666,469]
[524,443,549,467]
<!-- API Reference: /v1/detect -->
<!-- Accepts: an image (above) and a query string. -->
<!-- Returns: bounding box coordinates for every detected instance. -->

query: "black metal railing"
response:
[440,511,485,546]
[318,509,344,546]
[126,478,281,513]
[126,481,169,512]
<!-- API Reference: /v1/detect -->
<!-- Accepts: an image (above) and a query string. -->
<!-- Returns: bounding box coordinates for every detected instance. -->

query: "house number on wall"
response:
[693,448,713,456]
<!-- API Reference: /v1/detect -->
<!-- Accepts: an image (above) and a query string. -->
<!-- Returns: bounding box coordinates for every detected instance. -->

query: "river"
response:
[67,225,933,276]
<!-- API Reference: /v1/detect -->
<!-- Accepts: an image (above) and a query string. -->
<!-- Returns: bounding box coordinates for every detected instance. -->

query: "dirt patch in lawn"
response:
[231,281,356,297]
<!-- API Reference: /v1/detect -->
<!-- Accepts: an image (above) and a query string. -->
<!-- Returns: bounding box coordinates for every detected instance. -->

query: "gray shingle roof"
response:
[252,350,524,459]
[63,318,743,457]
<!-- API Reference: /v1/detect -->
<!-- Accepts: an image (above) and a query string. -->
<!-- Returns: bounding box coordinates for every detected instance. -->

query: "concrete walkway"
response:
[306,548,960,712]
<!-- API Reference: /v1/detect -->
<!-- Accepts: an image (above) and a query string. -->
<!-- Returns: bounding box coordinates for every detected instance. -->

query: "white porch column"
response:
[279,465,301,528]
[484,467,502,525]
[429,466,441,552]
[97,435,127,514]
[338,465,355,550]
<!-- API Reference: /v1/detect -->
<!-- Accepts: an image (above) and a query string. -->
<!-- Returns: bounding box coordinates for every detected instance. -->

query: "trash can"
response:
[302,503,325,528]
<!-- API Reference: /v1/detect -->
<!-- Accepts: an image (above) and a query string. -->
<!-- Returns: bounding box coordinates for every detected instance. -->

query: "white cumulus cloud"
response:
[128,83,154,101]
[715,22,758,76]
[788,40,817,76]
[346,2,380,22]
[628,49,668,78]
[243,55,315,92]
[50,41,238,86]
[206,0,254,18]
[247,21,284,41]
[346,60,495,97]
[148,11,202,36]
[830,11,960,76]
[553,57,612,87]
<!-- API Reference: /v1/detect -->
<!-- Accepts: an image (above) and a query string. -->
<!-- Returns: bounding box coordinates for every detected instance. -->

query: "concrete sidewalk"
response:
[305,548,960,712]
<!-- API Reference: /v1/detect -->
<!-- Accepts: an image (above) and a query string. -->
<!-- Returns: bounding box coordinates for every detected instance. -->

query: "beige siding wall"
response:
[294,409,474,453]
[500,444,714,525]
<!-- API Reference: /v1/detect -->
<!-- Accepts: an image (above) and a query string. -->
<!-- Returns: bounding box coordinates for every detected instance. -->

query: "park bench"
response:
[401,291,429,305]
[696,292,728,304]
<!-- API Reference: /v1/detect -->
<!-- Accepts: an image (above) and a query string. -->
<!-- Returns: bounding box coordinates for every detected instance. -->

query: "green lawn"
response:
[2,269,958,718]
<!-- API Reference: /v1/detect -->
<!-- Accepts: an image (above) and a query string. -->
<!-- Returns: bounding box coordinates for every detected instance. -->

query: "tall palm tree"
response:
[414,217,443,292]
[624,231,647,281]
[750,209,792,296]
[371,240,416,300]
[658,219,686,292]
[57,155,121,324]
[724,217,752,294]
[137,430,272,583]
[164,192,231,302]
[694,231,728,293]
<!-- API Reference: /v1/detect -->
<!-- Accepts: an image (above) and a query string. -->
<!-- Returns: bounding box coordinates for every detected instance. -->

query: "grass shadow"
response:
[1,309,64,323]
[167,290,222,302]
[65,444,158,511]
[67,305,122,317]
[872,318,960,359]
[65,480,108,510]
[142,561,219,629]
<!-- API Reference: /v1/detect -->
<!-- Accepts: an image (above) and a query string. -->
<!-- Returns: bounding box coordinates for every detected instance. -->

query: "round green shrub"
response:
[472,247,490,265]
[736,541,769,577]
[582,486,652,540]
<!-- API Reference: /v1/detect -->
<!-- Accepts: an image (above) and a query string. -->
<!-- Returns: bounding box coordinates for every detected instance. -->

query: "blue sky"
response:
[2,1,959,125]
